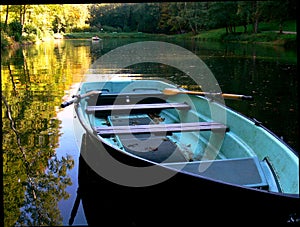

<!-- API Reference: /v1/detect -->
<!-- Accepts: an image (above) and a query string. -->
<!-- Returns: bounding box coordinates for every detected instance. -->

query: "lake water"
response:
[1,37,298,226]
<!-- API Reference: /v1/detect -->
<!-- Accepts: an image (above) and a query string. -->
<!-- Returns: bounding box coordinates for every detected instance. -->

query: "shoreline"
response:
[2,30,296,51]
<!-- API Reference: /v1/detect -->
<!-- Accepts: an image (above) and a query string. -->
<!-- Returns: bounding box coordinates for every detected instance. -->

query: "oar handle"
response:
[60,90,102,108]
[222,94,253,100]
[60,98,77,108]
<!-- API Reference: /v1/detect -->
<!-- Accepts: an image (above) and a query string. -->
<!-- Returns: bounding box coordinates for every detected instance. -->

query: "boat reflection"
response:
[70,133,149,226]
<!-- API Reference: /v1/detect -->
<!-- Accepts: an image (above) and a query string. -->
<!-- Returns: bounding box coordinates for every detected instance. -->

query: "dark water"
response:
[1,38,298,226]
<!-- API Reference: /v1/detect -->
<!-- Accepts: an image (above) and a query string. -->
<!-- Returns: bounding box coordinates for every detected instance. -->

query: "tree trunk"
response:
[252,1,260,34]
[4,5,9,31]
[243,24,247,33]
[19,5,26,31]
[279,22,283,34]
[22,5,26,27]
[189,22,196,35]
[253,18,258,33]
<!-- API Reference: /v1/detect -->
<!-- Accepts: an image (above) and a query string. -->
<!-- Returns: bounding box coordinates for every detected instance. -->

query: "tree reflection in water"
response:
[2,93,74,226]
[1,41,90,226]
[17,155,74,226]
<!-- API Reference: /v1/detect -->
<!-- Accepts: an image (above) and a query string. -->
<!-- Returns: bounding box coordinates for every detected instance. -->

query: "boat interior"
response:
[77,80,298,194]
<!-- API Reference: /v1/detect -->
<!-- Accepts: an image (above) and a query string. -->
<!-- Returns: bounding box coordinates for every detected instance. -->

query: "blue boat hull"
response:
[77,133,299,225]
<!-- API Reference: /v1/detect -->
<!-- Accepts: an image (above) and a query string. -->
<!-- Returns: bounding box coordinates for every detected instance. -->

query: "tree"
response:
[158,2,172,33]
[261,0,290,34]
[166,3,185,34]
[208,2,239,34]
[237,1,252,33]
[183,2,209,34]
[88,4,119,31]
[8,20,22,41]
[4,5,9,31]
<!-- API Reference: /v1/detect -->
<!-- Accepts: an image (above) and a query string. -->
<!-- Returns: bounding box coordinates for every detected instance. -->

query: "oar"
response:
[60,90,102,108]
[163,88,253,100]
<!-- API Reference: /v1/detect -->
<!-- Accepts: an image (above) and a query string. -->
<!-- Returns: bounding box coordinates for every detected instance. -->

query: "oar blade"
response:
[162,88,182,96]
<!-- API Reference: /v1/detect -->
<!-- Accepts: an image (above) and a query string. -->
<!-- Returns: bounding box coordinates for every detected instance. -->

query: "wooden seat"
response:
[86,102,190,114]
[95,122,228,136]
[86,92,167,106]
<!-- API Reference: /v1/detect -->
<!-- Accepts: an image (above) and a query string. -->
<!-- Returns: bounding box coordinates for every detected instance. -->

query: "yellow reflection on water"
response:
[1,40,91,226]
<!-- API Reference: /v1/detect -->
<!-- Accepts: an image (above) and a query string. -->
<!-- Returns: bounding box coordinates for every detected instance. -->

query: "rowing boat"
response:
[62,78,299,225]
[92,36,101,41]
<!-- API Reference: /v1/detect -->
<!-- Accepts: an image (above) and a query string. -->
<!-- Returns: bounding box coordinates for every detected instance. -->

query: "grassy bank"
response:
[193,20,296,47]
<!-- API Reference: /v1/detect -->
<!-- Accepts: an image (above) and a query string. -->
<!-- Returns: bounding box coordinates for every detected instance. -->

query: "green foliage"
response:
[259,20,296,32]
[207,2,238,29]
[86,1,296,36]
[22,24,39,43]
[88,3,161,33]
[0,2,297,46]
[1,31,12,49]
[8,20,22,42]
[102,25,121,32]
[23,24,38,35]
[71,25,92,33]
[0,21,6,30]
